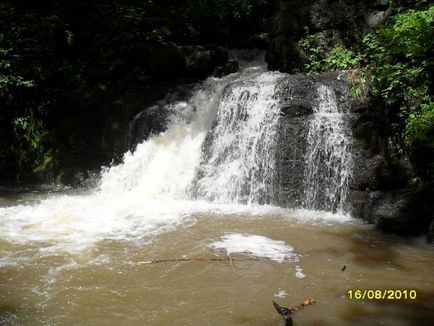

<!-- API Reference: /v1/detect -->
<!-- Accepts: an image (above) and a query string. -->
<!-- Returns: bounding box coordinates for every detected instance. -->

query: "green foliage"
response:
[377,6,434,58]
[405,103,434,180]
[298,33,326,73]
[348,71,367,101]
[324,46,363,71]
[405,103,434,145]
[0,43,36,97]
[363,5,434,149]
[12,116,50,171]
[298,34,362,73]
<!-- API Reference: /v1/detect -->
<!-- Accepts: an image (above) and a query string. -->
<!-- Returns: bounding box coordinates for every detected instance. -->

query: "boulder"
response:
[351,186,434,236]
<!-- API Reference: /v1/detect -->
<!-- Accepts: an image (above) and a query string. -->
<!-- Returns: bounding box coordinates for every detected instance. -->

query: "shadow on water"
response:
[340,226,430,269]
[337,227,434,325]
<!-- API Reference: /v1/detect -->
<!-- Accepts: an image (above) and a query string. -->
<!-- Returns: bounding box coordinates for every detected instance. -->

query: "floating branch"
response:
[137,255,263,265]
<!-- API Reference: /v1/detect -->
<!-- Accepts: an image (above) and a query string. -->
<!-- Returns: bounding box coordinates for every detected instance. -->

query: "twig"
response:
[136,257,262,265]
[273,299,315,326]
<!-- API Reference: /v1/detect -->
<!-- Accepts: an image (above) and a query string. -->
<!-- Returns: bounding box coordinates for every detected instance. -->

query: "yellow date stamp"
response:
[347,289,417,300]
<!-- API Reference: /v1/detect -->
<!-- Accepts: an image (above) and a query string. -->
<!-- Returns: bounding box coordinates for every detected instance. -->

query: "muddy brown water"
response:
[1,189,433,326]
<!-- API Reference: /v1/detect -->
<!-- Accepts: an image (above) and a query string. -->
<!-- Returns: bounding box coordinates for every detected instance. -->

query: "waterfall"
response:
[99,71,352,211]
[0,61,354,253]
[302,84,352,213]
[192,72,284,204]
[99,83,221,200]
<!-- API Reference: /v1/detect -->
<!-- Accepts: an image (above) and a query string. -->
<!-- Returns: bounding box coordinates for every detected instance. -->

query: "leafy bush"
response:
[363,5,434,149]
[12,116,50,172]
[298,33,326,73]
[405,103,434,145]
[325,45,363,71]
[298,34,363,73]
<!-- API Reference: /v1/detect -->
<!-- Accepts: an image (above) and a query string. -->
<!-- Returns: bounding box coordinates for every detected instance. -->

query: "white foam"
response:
[286,208,353,222]
[209,233,299,263]
[274,289,288,298]
[295,265,306,278]
[0,197,354,253]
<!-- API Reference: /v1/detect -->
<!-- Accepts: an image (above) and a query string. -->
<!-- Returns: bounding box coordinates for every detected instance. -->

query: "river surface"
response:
[1,187,433,326]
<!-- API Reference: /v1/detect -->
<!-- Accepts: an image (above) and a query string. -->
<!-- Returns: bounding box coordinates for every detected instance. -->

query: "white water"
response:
[0,64,353,253]
[193,72,284,204]
[302,84,352,213]
[209,233,299,263]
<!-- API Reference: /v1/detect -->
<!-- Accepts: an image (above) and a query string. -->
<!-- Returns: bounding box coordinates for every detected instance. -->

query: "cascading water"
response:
[192,72,284,205]
[0,58,354,253]
[302,84,352,213]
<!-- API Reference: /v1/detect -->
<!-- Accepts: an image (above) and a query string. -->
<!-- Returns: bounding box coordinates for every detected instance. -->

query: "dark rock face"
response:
[266,0,396,73]
[126,83,197,149]
[273,73,350,208]
[351,186,434,236]
[266,38,307,73]
[213,60,240,78]
[274,114,310,207]
[348,91,433,238]
[180,45,228,78]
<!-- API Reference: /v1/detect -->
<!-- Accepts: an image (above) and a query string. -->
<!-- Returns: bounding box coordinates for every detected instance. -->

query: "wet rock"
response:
[280,103,313,117]
[273,73,350,208]
[352,186,434,236]
[266,37,306,73]
[229,33,270,50]
[350,150,383,191]
[213,60,239,77]
[350,148,413,191]
[55,168,97,187]
[371,0,390,7]
[180,45,228,78]
[127,83,196,149]
[128,105,167,148]
[310,0,356,30]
